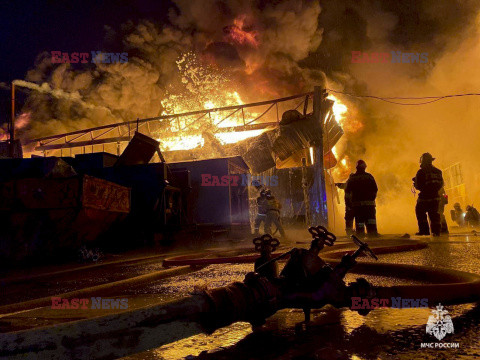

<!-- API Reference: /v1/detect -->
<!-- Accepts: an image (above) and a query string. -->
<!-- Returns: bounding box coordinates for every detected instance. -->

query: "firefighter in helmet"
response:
[345,160,379,238]
[451,202,465,227]
[335,181,355,236]
[413,153,444,236]
[253,189,268,235]
[264,190,287,239]
[465,205,480,227]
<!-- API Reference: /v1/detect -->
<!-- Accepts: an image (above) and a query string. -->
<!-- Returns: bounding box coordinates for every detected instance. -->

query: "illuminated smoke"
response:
[16,0,480,233]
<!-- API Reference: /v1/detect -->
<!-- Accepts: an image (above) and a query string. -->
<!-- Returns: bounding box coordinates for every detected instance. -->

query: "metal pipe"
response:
[26,92,314,144]
[310,86,328,227]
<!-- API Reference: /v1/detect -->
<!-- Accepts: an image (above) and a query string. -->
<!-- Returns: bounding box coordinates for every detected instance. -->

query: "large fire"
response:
[158,53,264,152]
[157,54,356,180]
[327,94,347,124]
[328,94,354,181]
[328,94,363,134]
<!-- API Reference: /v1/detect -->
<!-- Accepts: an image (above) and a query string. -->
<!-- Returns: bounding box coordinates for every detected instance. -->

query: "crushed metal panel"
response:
[115,132,163,167]
[241,132,276,173]
[272,113,323,161]
[323,112,344,152]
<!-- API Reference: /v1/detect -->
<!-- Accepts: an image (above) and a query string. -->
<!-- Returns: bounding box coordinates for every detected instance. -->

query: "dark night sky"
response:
[0,0,173,124]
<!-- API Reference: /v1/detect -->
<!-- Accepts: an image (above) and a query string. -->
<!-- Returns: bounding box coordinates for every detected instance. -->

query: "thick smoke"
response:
[320,0,480,233]
[18,0,480,233]
[19,0,322,141]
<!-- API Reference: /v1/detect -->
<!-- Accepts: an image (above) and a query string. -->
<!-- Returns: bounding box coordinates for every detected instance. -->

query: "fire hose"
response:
[2,229,480,359]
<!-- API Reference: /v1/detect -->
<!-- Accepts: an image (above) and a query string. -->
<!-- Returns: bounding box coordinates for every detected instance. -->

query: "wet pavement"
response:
[120,234,480,360]
[1,233,479,359]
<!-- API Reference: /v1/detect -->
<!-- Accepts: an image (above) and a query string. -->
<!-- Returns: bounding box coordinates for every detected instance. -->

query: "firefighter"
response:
[439,187,449,234]
[450,202,465,227]
[345,160,379,238]
[413,153,444,236]
[253,189,268,235]
[336,182,355,236]
[465,205,480,227]
[264,190,287,239]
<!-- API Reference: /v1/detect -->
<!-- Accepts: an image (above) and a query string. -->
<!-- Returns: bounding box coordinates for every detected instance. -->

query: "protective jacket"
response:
[414,165,443,200]
[345,170,378,206]
[465,207,480,225]
[256,196,268,215]
[266,197,281,212]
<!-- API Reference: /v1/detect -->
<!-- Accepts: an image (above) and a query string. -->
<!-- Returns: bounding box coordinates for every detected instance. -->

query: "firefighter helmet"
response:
[356,160,367,169]
[251,179,262,188]
[420,152,435,164]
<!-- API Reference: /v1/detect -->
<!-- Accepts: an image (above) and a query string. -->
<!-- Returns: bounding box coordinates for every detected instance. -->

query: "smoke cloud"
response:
[17,0,480,233]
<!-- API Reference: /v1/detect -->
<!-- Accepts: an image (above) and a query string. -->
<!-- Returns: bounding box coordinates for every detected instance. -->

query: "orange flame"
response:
[224,15,259,48]
[158,53,264,152]
[327,94,362,134]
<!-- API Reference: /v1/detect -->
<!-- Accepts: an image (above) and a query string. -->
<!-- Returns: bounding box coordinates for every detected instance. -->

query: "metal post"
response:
[10,83,15,141]
[309,86,328,227]
[301,158,311,225]
[9,83,15,157]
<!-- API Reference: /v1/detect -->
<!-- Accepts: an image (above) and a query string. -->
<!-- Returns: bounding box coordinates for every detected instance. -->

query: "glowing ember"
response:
[159,53,264,152]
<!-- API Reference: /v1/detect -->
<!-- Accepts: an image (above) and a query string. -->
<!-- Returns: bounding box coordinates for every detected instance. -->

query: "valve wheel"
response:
[253,234,280,252]
[308,225,336,246]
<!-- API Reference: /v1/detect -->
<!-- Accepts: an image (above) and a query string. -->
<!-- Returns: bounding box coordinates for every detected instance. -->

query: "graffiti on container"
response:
[83,175,130,213]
